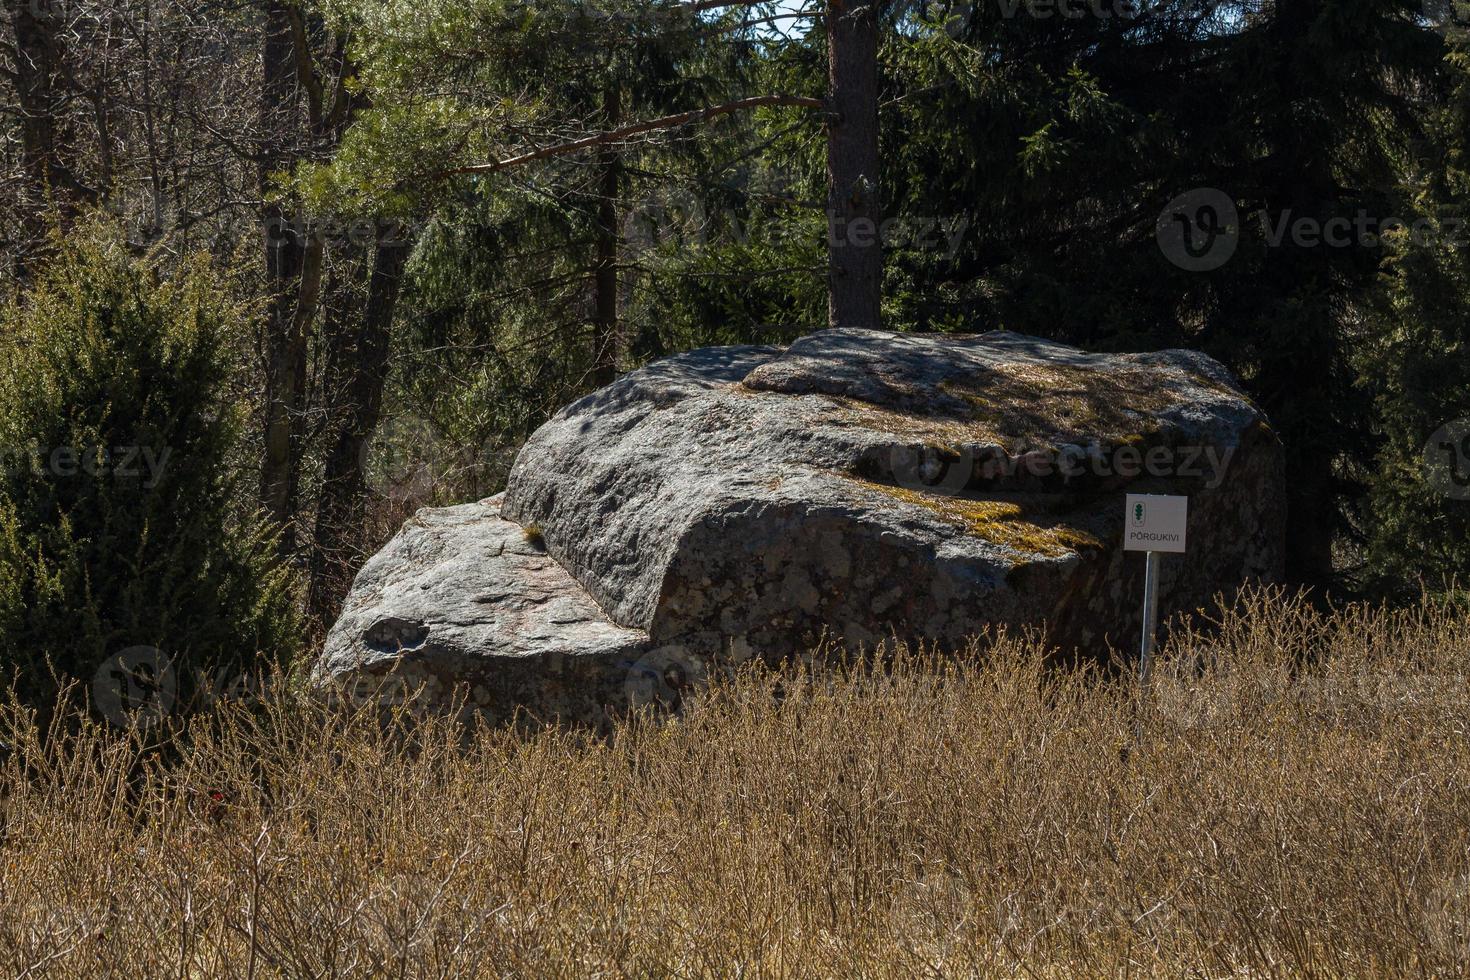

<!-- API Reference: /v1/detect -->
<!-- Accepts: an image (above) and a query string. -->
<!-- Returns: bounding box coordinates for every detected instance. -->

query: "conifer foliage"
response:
[0,230,299,711]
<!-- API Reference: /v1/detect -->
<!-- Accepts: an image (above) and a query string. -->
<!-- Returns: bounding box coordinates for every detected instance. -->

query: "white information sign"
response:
[1124,493,1188,554]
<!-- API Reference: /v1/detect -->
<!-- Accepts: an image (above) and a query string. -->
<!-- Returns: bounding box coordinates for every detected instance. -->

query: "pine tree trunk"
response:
[307,231,412,629]
[1262,0,1337,589]
[6,0,95,268]
[258,0,307,553]
[825,0,881,332]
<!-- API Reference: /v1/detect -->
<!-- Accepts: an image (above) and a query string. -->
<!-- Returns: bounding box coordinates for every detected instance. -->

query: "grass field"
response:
[2,589,1468,977]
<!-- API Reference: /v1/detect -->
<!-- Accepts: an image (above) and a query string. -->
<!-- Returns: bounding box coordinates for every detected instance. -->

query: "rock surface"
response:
[312,498,650,724]
[316,328,1285,724]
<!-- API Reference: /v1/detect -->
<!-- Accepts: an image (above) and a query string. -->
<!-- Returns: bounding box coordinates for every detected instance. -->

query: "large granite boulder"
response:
[314,328,1285,724]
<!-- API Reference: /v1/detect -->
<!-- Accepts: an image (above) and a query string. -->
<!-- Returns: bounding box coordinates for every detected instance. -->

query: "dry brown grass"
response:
[2,590,1469,978]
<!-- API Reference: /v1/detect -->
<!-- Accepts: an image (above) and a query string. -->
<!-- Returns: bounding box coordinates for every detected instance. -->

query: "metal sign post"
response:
[1124,493,1188,686]
[1139,550,1161,685]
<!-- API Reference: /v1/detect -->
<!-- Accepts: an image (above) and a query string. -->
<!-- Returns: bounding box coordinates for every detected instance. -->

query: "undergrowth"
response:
[1,589,1467,977]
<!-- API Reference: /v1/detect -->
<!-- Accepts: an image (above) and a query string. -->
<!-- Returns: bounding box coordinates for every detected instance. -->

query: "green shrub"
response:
[0,230,299,714]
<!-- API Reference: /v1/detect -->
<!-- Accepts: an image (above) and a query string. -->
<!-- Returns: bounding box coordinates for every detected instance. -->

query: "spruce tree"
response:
[1359,6,1470,594]
[0,229,299,714]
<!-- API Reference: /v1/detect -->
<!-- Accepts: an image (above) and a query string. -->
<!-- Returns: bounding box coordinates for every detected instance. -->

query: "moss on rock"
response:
[854,480,1105,558]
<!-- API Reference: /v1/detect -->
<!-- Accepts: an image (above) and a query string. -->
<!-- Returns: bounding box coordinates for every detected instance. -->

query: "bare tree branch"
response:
[435,95,825,180]
[324,34,355,131]
[679,0,813,12]
[285,5,324,128]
